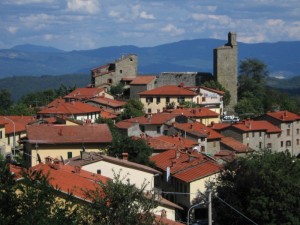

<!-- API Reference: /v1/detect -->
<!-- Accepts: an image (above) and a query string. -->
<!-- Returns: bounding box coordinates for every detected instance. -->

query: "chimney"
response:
[45,156,53,164]
[52,158,61,170]
[171,159,176,167]
[190,124,193,129]
[176,150,180,159]
[161,209,167,219]
[122,152,128,161]
[74,166,81,173]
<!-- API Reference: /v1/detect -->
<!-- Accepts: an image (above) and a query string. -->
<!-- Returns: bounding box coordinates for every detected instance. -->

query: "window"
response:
[97,169,101,174]
[259,142,262,149]
[147,108,151,113]
[297,139,300,145]
[202,97,206,102]
[267,143,272,149]
[140,125,145,132]
[107,78,112,84]
[252,132,255,137]
[286,140,292,147]
[8,135,10,145]
[281,141,284,147]
[259,132,262,138]
[67,152,72,159]
[0,131,2,139]
[156,97,160,104]
[156,126,161,134]
[177,97,185,103]
[120,70,122,73]
[246,133,249,138]
[287,129,291,136]
[166,97,170,103]
[297,129,299,135]
[146,97,153,103]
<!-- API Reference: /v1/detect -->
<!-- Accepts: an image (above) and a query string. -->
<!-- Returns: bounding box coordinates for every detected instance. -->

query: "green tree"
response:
[5,103,35,116]
[202,80,231,106]
[82,172,157,225]
[213,150,300,225]
[0,89,13,114]
[109,83,124,96]
[120,99,144,120]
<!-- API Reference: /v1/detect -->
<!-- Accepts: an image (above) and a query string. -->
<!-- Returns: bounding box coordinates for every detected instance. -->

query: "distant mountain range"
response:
[0,39,299,79]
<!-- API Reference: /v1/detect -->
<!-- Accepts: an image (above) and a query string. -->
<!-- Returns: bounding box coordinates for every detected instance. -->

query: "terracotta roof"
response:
[11,162,109,201]
[150,149,222,183]
[232,120,281,133]
[0,116,37,134]
[124,113,178,125]
[266,110,300,122]
[64,87,105,100]
[136,136,178,151]
[121,77,136,81]
[173,122,223,140]
[155,215,185,225]
[139,85,197,96]
[130,76,156,85]
[88,97,126,108]
[26,124,112,144]
[209,122,231,131]
[185,86,225,95]
[116,121,136,129]
[155,135,198,150]
[38,98,101,115]
[99,109,118,119]
[170,107,219,118]
[220,137,249,153]
[68,152,161,175]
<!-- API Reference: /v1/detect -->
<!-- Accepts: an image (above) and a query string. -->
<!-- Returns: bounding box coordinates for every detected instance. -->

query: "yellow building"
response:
[22,124,112,167]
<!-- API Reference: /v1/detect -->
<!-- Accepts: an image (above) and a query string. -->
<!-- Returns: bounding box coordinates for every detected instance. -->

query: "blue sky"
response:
[1,0,300,51]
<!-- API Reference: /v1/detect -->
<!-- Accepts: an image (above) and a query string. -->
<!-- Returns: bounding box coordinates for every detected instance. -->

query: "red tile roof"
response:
[209,122,231,131]
[88,97,126,108]
[124,113,178,125]
[64,87,105,100]
[11,162,109,201]
[38,98,101,115]
[133,135,178,151]
[130,76,156,85]
[170,107,219,118]
[0,116,37,134]
[150,149,222,183]
[116,121,137,129]
[99,109,119,119]
[26,124,112,144]
[220,137,249,153]
[155,135,198,150]
[139,85,197,96]
[173,122,223,140]
[185,86,225,95]
[266,110,300,122]
[232,120,281,133]
[155,215,185,225]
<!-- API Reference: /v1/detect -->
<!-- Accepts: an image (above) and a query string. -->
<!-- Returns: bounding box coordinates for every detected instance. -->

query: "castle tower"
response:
[213,32,238,114]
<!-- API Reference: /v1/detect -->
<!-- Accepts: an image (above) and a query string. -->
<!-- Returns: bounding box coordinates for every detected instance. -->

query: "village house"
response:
[256,111,300,156]
[67,151,183,221]
[215,119,282,152]
[167,121,223,156]
[22,123,112,167]
[0,116,37,156]
[150,149,222,221]
[91,54,138,89]
[63,87,113,102]
[116,113,190,137]
[85,96,126,113]
[169,107,220,126]
[130,75,157,99]
[138,84,224,115]
[37,98,101,123]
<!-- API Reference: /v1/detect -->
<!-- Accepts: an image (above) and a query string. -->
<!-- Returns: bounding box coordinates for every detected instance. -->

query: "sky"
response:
[1,0,300,51]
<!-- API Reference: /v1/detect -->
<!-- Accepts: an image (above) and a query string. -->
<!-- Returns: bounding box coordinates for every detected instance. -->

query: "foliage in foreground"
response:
[213,150,300,225]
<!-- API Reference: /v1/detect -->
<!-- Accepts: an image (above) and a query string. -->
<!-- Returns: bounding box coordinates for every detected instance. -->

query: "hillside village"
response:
[1,32,300,224]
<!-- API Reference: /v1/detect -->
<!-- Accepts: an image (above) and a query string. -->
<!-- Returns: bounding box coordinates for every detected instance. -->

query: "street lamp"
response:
[3,117,16,156]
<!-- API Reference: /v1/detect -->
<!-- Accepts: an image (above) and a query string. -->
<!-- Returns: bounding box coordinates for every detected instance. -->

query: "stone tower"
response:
[213,32,238,114]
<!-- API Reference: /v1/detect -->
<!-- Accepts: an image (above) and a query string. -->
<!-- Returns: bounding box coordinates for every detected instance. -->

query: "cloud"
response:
[140,11,155,20]
[7,26,19,34]
[160,24,185,36]
[7,0,54,4]
[66,0,100,14]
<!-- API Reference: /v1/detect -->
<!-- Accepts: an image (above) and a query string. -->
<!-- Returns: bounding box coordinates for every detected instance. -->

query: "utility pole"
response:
[208,186,212,225]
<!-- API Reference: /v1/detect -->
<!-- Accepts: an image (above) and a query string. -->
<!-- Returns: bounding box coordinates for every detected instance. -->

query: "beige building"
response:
[219,120,282,152]
[257,111,300,156]
[22,124,112,167]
